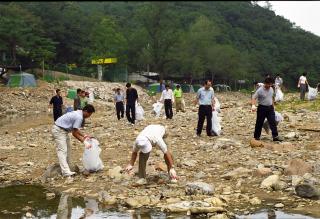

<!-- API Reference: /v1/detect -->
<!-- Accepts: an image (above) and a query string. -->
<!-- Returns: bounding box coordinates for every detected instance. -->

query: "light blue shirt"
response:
[197,87,214,105]
[114,93,124,102]
[55,110,83,132]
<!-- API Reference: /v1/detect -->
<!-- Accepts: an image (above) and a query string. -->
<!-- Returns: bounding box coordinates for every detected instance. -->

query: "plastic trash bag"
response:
[275,88,284,102]
[135,103,144,121]
[214,97,221,112]
[88,89,95,104]
[82,138,104,172]
[211,111,222,136]
[152,101,163,117]
[307,86,318,101]
[275,111,284,122]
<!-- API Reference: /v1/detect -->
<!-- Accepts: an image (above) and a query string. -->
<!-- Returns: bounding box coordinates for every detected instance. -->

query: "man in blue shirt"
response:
[195,80,216,137]
[52,104,95,177]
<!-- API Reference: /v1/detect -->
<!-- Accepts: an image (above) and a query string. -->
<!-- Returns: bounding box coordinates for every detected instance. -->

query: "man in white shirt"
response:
[124,125,177,181]
[159,84,174,119]
[297,72,309,100]
[275,74,283,87]
[52,104,95,177]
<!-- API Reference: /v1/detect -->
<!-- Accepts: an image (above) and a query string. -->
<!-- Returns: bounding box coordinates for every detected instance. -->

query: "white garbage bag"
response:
[88,89,95,104]
[211,111,222,136]
[135,103,144,121]
[275,111,284,122]
[214,97,221,112]
[152,101,163,117]
[307,86,318,101]
[275,88,284,102]
[82,138,104,172]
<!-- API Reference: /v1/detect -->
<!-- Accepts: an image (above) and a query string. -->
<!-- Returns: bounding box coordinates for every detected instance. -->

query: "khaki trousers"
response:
[52,125,72,176]
[175,97,185,112]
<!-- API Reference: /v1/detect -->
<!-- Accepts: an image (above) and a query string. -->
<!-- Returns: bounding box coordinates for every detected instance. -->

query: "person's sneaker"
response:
[273,136,284,142]
[64,171,76,177]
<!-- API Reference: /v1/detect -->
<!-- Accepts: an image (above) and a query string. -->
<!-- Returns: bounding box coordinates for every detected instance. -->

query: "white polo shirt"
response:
[133,125,168,154]
[299,76,307,84]
[160,89,174,102]
[55,110,83,132]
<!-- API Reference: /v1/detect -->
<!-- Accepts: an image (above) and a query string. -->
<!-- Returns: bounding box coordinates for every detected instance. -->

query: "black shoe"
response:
[196,133,201,137]
[273,136,283,142]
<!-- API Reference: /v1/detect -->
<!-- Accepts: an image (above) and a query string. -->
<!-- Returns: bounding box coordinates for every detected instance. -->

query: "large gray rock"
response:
[295,184,320,199]
[186,182,214,195]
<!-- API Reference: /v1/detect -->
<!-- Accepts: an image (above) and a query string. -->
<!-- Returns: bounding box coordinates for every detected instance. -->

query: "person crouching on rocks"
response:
[52,104,95,177]
[124,124,177,181]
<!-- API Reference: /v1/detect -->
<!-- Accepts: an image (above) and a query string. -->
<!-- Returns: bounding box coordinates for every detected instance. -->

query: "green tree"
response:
[0,3,55,65]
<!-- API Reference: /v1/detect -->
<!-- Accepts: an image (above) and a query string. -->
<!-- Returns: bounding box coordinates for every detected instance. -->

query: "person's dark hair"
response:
[83,104,95,113]
[56,89,60,93]
[165,84,170,88]
[77,88,82,94]
[176,84,180,88]
[276,74,280,77]
[116,88,121,91]
[264,77,274,84]
[303,72,307,76]
[204,80,211,85]
[126,83,131,88]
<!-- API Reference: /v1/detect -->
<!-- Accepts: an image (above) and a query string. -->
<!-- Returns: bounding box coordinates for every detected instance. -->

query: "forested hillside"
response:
[0,1,319,87]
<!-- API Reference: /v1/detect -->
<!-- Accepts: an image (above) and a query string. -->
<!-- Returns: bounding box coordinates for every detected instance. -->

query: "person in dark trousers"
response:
[251,77,283,142]
[49,89,64,121]
[73,88,82,110]
[195,80,215,137]
[125,83,138,124]
[114,88,124,120]
[160,84,174,119]
[297,72,309,100]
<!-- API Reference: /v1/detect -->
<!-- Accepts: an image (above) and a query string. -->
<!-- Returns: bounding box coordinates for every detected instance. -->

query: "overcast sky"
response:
[258,1,320,36]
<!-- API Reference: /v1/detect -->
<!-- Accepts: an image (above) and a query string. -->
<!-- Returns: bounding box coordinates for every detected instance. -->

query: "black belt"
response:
[258,105,273,108]
[55,125,69,132]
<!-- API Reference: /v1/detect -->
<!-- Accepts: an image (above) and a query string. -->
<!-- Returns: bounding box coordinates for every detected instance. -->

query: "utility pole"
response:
[42,59,45,79]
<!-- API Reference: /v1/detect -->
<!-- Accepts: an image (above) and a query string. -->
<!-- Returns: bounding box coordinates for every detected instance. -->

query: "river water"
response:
[0,185,317,219]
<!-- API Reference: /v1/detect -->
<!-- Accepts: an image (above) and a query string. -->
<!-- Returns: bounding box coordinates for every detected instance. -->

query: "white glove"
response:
[48,108,51,113]
[251,105,257,112]
[169,168,177,180]
[125,164,133,172]
[83,139,92,149]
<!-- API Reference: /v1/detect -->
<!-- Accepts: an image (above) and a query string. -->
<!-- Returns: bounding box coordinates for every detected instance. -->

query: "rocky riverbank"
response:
[0,81,319,218]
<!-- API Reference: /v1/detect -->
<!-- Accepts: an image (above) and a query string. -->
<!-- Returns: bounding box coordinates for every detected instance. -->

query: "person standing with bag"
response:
[51,104,95,177]
[195,80,215,137]
[251,77,283,142]
[160,84,174,119]
[297,72,309,100]
[125,83,138,124]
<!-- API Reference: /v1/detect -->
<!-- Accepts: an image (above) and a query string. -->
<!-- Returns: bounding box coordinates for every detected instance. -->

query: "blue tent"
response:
[7,72,37,87]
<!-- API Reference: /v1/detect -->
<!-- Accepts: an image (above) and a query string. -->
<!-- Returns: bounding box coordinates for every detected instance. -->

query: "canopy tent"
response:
[7,72,37,87]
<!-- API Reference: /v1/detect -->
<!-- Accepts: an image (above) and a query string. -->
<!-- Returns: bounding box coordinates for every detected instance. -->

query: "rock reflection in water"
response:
[236,209,315,219]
